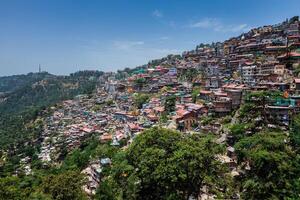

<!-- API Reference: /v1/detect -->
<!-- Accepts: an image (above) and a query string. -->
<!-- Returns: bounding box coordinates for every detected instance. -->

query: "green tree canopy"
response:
[290,113,300,152]
[41,170,87,200]
[164,95,176,113]
[106,127,232,200]
[235,132,300,200]
[133,93,150,109]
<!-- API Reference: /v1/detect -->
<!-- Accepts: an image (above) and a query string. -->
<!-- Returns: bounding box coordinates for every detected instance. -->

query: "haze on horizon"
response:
[0,0,299,76]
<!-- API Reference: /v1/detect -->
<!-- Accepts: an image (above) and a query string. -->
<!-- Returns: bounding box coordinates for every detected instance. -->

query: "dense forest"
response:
[0,72,54,93]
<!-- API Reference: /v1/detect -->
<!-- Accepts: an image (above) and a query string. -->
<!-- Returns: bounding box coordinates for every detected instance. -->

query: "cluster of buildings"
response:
[122,16,300,129]
[82,158,111,195]
[33,16,300,195]
[38,88,133,163]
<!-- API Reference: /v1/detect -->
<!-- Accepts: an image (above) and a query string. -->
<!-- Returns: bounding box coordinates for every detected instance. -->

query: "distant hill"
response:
[0,70,104,149]
[0,72,55,93]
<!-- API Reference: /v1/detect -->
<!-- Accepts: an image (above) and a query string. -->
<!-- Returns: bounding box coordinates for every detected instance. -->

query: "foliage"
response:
[133,93,150,109]
[0,176,24,200]
[0,71,102,161]
[159,112,168,123]
[290,114,300,152]
[70,70,104,78]
[245,90,283,103]
[0,136,117,199]
[293,63,300,76]
[115,70,128,80]
[239,102,257,119]
[0,74,98,115]
[134,78,146,90]
[221,115,232,124]
[0,172,49,200]
[92,104,103,112]
[95,179,117,200]
[41,170,87,200]
[164,95,176,113]
[229,123,248,142]
[0,72,53,93]
[107,127,231,199]
[62,137,99,170]
[179,68,200,82]
[191,87,200,103]
[105,99,114,106]
[235,132,300,199]
[93,144,119,160]
[200,116,213,126]
[62,149,90,170]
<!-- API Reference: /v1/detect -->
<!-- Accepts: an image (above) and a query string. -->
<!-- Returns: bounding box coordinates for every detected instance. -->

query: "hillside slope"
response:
[0,71,103,149]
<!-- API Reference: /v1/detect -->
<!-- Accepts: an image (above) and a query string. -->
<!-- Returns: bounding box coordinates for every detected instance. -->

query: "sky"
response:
[0,0,299,76]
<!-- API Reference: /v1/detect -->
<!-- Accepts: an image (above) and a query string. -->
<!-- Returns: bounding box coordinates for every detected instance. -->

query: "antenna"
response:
[39,64,41,73]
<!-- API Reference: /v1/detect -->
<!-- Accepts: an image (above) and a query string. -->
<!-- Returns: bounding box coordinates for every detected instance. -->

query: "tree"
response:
[164,95,176,113]
[159,112,168,123]
[41,170,87,200]
[0,174,46,200]
[62,149,90,170]
[229,123,248,142]
[191,87,200,103]
[95,179,117,200]
[180,68,199,82]
[93,144,119,160]
[62,137,99,170]
[109,127,232,200]
[134,78,146,90]
[133,93,150,109]
[0,176,22,200]
[290,114,300,152]
[234,132,300,199]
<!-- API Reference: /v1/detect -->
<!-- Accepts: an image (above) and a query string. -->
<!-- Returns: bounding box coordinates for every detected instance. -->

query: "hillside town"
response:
[23,16,300,196]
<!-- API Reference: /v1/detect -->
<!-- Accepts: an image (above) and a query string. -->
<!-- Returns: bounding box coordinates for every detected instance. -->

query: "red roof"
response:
[290,52,300,57]
[294,79,300,84]
[147,114,158,121]
[82,128,92,133]
[128,123,142,130]
[288,35,300,39]
[186,103,204,110]
[222,83,246,90]
[245,61,255,65]
[100,133,112,141]
[143,109,152,114]
[176,109,190,117]
[266,45,286,50]
[200,90,212,94]
[214,92,228,97]
[153,106,164,112]
[278,52,300,59]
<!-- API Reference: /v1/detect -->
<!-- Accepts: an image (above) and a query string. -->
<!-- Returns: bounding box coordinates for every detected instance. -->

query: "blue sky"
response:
[0,0,299,76]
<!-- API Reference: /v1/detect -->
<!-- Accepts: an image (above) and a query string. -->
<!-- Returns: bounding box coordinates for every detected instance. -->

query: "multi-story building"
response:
[241,65,257,85]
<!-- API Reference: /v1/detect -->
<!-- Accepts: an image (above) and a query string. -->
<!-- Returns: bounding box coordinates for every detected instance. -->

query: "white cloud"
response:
[113,40,144,50]
[189,18,251,33]
[112,40,180,55]
[79,38,183,72]
[84,40,183,71]
[159,36,170,40]
[189,18,219,28]
[230,24,251,32]
[152,9,163,18]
